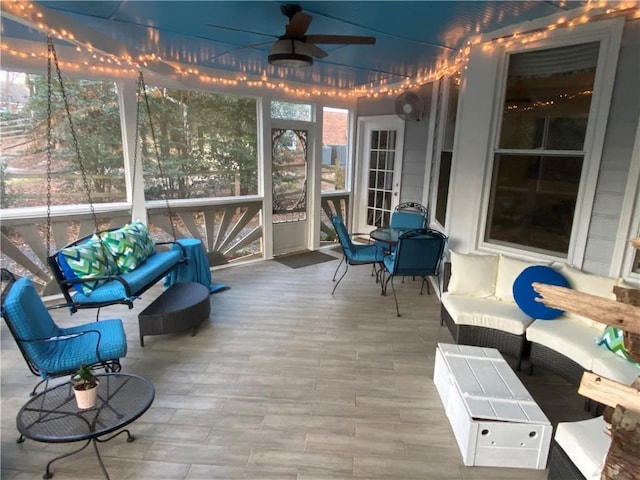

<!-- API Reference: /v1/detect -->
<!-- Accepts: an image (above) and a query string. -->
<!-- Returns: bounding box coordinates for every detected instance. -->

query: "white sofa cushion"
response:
[447,251,497,297]
[526,315,604,370]
[441,292,534,335]
[494,254,550,303]
[555,416,610,480]
[591,354,640,385]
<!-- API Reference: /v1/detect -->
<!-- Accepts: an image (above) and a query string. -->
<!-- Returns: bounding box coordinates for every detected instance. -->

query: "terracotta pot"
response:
[72,381,99,409]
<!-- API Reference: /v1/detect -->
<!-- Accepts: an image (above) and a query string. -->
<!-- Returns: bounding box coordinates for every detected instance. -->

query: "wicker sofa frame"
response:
[547,440,587,480]
[528,342,586,386]
[440,262,529,369]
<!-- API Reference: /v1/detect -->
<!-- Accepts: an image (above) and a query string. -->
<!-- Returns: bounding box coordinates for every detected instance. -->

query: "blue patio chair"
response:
[331,215,385,295]
[371,202,429,275]
[381,229,448,316]
[1,270,127,395]
[393,202,429,228]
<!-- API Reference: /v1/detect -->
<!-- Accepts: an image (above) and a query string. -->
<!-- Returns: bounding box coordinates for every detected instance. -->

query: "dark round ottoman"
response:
[137,282,210,346]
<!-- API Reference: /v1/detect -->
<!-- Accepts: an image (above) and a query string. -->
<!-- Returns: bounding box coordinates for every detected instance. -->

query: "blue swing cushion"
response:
[58,236,119,295]
[513,265,569,320]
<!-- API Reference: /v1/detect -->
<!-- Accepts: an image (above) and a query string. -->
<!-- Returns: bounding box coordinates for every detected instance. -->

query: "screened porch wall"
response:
[0,191,349,298]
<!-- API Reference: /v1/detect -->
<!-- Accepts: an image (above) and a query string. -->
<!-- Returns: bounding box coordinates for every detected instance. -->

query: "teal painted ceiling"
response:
[1,1,589,91]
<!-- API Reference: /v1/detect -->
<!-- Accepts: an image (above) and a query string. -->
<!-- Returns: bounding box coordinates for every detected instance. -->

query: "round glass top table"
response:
[369,227,413,246]
[16,373,154,479]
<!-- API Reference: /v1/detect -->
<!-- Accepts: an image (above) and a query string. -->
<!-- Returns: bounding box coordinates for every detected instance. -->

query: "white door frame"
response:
[353,115,406,233]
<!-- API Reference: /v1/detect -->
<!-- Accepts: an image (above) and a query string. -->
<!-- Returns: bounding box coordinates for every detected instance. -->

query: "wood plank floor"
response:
[1,251,591,479]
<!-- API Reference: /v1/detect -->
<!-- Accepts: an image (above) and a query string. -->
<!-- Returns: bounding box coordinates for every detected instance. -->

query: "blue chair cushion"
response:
[390,211,425,229]
[2,278,61,366]
[349,243,384,264]
[2,277,127,377]
[70,249,183,304]
[44,318,128,375]
[513,266,569,320]
[383,253,395,273]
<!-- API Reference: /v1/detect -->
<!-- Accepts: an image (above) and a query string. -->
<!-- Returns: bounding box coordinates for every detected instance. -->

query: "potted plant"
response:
[70,364,99,409]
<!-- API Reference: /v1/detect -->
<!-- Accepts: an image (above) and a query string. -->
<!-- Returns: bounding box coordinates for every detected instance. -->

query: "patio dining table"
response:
[369,227,413,246]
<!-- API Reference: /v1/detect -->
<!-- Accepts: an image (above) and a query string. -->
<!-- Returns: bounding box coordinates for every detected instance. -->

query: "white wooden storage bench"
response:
[433,343,552,469]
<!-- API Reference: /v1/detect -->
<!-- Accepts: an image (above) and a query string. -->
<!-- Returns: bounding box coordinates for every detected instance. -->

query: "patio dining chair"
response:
[381,228,448,316]
[331,215,385,295]
[1,269,127,395]
[393,202,429,228]
[371,202,429,275]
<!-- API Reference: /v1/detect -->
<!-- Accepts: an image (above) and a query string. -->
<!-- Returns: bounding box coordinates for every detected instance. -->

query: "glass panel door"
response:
[355,115,404,233]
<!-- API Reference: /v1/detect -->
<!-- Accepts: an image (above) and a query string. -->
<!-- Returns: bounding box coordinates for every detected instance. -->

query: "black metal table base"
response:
[16,374,154,480]
[35,429,134,479]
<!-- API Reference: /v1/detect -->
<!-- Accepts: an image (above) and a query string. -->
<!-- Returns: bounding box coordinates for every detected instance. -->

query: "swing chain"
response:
[47,36,101,235]
[136,72,177,240]
[46,37,53,257]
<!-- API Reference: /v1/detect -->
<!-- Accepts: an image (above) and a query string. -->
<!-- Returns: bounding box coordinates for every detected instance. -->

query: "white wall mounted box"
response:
[433,343,552,469]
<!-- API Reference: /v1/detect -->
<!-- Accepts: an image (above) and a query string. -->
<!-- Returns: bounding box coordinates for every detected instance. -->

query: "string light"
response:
[2,0,639,98]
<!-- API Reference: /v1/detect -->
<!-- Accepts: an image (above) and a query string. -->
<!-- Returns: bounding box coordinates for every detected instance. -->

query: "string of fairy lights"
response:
[1,0,639,99]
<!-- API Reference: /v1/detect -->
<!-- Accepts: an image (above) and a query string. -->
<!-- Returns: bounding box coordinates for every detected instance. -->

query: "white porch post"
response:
[117,76,147,223]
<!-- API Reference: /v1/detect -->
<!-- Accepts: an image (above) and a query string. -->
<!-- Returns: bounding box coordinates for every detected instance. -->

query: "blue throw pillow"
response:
[513,265,569,320]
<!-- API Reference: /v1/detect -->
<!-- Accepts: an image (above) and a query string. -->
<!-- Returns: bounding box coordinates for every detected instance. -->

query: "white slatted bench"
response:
[433,343,552,469]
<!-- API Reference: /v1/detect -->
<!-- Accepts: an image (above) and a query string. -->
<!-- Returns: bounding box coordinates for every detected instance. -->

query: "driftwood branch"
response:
[532,283,640,334]
[601,406,640,480]
[578,372,640,412]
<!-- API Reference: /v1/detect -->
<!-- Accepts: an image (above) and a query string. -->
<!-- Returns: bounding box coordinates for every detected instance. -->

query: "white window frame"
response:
[428,75,460,232]
[478,17,625,264]
[615,118,640,283]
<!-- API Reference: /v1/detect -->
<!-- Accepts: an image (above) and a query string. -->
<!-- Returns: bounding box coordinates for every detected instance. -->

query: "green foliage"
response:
[8,71,259,205]
[24,74,125,199]
[140,86,258,200]
[0,162,20,208]
[70,364,98,390]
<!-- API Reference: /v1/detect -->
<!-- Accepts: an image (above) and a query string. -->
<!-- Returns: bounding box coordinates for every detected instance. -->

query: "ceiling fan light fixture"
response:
[268,38,313,67]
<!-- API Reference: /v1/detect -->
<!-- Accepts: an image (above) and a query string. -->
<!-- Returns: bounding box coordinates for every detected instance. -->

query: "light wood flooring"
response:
[1,251,591,479]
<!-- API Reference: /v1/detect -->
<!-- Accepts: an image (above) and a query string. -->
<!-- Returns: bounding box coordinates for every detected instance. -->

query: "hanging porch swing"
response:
[43,37,185,313]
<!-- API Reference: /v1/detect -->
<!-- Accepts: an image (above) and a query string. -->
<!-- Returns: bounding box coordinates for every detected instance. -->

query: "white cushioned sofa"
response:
[440,251,640,385]
[547,415,611,480]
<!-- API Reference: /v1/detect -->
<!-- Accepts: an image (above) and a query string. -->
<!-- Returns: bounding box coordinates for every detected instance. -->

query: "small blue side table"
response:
[165,238,212,289]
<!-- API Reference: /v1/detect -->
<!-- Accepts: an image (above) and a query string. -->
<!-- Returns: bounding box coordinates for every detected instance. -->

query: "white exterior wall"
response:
[584,19,640,276]
[444,17,638,282]
[446,44,503,254]
[356,84,432,206]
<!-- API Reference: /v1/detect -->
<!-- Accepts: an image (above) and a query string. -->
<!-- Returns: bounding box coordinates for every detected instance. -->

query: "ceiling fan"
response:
[207,4,376,68]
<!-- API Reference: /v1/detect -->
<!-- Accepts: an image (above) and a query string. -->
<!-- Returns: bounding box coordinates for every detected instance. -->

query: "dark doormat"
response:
[274,250,338,269]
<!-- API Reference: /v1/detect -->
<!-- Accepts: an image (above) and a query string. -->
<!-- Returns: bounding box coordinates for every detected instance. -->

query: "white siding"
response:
[356,84,432,206]
[583,19,640,275]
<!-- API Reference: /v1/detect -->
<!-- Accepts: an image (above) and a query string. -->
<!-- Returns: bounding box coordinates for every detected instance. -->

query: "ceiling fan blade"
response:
[285,12,312,37]
[207,23,278,39]
[305,35,376,45]
[210,41,276,63]
[269,38,327,60]
[305,42,328,59]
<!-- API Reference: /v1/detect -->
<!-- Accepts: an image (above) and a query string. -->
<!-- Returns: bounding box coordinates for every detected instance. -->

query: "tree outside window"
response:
[0,70,125,208]
[140,86,258,200]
